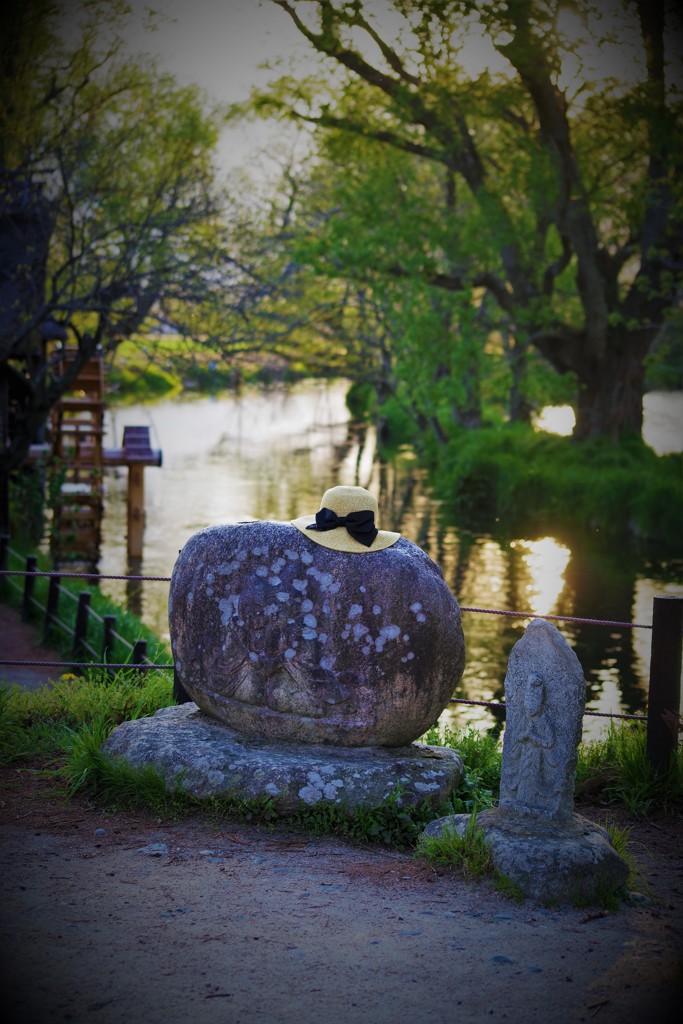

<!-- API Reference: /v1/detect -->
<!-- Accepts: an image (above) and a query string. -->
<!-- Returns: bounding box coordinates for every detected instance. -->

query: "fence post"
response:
[44,574,61,638]
[73,591,91,657]
[132,639,147,668]
[646,595,683,773]
[103,615,116,663]
[21,555,38,622]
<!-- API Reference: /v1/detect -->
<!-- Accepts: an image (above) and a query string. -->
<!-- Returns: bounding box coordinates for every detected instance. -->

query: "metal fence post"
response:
[646,595,683,773]
[21,555,38,621]
[73,591,91,657]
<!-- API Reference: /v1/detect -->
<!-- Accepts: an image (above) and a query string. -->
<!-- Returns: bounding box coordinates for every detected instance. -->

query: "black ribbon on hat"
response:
[307,507,378,547]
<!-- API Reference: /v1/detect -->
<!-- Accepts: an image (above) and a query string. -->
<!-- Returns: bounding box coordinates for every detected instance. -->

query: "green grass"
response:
[414,812,493,877]
[1,539,169,669]
[575,721,682,816]
[423,723,500,813]
[0,672,174,765]
[2,672,680,856]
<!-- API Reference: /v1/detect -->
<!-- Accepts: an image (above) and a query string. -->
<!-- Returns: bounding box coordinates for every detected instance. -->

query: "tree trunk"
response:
[506,335,532,425]
[573,335,647,441]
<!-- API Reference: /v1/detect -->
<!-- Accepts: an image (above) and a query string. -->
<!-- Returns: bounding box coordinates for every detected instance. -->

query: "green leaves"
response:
[238,0,683,439]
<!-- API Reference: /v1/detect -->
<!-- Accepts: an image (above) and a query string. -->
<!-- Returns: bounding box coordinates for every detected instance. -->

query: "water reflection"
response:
[99,381,683,740]
[509,538,571,616]
[534,391,683,456]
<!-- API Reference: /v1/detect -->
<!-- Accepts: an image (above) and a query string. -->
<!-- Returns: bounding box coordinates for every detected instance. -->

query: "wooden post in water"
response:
[646,595,683,773]
[127,463,145,559]
[104,426,161,560]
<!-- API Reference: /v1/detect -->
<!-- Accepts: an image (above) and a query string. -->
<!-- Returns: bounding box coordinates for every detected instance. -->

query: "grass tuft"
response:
[415,812,493,877]
[576,722,682,816]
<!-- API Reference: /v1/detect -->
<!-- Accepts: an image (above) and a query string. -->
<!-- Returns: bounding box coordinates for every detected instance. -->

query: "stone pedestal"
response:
[102,703,464,814]
[421,808,629,904]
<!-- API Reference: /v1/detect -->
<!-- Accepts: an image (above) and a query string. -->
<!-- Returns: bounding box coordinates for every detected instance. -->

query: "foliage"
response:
[604,820,647,899]
[576,722,683,816]
[423,723,500,811]
[431,422,683,551]
[242,0,683,440]
[0,0,238,473]
[415,813,493,877]
[105,335,310,405]
[1,539,169,666]
[0,671,173,765]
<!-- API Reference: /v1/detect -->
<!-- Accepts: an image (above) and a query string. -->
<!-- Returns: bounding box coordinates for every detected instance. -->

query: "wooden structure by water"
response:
[50,348,106,565]
[49,348,161,566]
[104,425,162,558]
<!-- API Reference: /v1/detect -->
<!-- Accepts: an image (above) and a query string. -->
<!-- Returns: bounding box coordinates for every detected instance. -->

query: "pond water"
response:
[99,382,683,740]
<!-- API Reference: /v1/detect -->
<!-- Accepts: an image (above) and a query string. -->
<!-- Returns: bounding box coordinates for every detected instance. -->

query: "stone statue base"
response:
[102,703,463,814]
[422,807,629,904]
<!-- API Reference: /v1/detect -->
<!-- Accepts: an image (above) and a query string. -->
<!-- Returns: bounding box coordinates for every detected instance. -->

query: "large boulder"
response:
[169,521,465,747]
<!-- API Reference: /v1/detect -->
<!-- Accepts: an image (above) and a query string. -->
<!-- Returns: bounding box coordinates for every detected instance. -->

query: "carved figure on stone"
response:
[504,672,559,814]
[420,619,630,903]
[169,486,466,747]
[499,620,584,820]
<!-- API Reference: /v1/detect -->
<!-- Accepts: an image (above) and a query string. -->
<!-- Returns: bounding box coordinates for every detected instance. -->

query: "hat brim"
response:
[290,516,400,554]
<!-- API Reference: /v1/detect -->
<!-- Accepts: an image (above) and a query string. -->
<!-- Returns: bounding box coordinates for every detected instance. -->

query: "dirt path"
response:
[0,604,64,691]
[1,603,682,1022]
[1,768,682,1024]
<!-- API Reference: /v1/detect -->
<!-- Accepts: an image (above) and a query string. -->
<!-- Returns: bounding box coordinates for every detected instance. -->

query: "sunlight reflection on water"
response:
[98,382,682,741]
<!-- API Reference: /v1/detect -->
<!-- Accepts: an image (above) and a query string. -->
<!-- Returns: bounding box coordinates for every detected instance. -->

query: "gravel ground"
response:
[1,606,681,1023]
[1,767,681,1024]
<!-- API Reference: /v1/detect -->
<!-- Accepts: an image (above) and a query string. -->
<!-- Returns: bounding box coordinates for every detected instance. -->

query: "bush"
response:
[433,425,683,552]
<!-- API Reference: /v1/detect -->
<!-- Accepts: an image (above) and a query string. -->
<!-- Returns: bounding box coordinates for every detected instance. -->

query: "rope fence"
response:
[0,568,654,629]
[1,539,680,764]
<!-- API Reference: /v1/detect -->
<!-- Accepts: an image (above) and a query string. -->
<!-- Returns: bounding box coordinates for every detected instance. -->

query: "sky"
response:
[62,0,511,180]
[121,0,314,176]
[57,0,681,182]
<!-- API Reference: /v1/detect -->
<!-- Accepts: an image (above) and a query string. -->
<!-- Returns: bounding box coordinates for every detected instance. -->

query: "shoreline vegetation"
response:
[104,341,683,559]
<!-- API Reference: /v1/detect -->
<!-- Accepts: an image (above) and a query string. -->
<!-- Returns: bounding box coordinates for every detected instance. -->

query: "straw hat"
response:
[291,486,400,554]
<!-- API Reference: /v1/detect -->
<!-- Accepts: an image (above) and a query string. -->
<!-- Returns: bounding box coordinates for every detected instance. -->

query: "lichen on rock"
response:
[169,521,466,747]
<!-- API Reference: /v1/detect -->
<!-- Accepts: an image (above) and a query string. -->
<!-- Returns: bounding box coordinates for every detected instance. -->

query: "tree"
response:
[0,0,229,475]
[255,0,682,440]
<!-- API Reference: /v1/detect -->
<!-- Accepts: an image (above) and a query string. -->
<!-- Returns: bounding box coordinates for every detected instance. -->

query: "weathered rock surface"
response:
[102,703,464,813]
[420,620,629,904]
[499,617,585,821]
[169,521,465,746]
[421,808,629,904]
